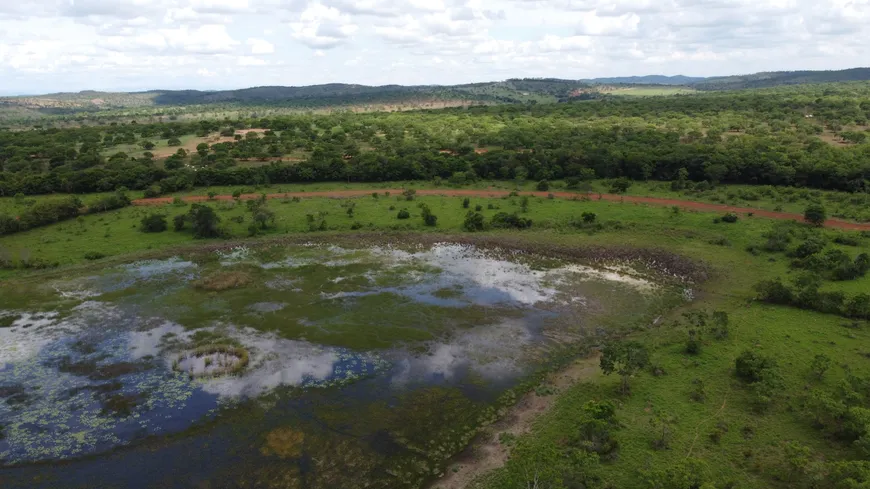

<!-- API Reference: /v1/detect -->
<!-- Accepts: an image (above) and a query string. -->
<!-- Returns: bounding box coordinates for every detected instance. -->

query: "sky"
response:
[0,0,868,95]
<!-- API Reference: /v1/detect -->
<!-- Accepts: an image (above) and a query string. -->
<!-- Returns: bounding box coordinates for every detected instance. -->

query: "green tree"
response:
[187,204,221,238]
[462,211,485,231]
[600,341,650,394]
[804,203,827,226]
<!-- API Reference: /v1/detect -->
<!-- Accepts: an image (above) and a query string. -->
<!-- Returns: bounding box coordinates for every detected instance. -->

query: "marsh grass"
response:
[193,270,252,291]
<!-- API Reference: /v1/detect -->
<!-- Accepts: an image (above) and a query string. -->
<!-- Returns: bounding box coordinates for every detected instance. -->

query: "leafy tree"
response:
[187,204,221,238]
[600,341,650,394]
[140,140,156,150]
[420,204,437,226]
[167,137,182,146]
[140,213,167,233]
[804,203,827,226]
[735,350,776,383]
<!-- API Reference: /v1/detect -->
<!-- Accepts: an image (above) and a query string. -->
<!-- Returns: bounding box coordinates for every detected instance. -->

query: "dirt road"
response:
[132,189,870,231]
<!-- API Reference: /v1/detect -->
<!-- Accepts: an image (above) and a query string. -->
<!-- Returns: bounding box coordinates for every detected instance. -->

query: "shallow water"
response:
[0,243,669,488]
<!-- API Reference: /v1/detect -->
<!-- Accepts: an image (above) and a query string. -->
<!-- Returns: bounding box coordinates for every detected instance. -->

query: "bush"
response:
[462,211,486,232]
[475,204,483,211]
[582,212,597,223]
[420,204,437,227]
[804,203,827,226]
[720,212,739,223]
[140,213,168,233]
[143,185,162,198]
[609,178,632,194]
[462,198,470,209]
[84,251,106,260]
[788,236,827,259]
[536,180,550,191]
[173,214,186,231]
[735,350,776,383]
[397,209,410,219]
[490,212,533,229]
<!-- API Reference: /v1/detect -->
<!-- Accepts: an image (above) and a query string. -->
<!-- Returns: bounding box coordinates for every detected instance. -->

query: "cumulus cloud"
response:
[0,0,868,93]
[289,3,358,48]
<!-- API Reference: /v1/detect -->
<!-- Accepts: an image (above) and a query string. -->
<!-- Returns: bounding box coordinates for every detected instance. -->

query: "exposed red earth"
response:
[132,189,870,231]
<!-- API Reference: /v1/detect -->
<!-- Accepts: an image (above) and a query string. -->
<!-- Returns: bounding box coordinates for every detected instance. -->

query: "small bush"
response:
[735,350,776,383]
[143,185,162,199]
[462,198,470,209]
[490,212,533,229]
[536,180,550,191]
[582,212,597,223]
[462,211,486,232]
[84,251,106,260]
[140,213,168,233]
[474,204,483,211]
[720,213,739,223]
[397,209,410,219]
[173,214,186,231]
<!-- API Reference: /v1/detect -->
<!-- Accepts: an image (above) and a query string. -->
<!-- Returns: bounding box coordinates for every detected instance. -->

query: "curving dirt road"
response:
[132,189,870,231]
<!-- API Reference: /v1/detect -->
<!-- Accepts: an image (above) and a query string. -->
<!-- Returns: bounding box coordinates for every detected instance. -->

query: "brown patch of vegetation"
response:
[193,270,252,291]
[261,427,305,459]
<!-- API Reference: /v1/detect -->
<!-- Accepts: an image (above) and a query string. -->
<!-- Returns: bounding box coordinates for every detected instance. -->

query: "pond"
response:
[0,241,676,488]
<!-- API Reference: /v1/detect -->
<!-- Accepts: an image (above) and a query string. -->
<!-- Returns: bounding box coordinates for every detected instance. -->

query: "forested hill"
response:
[692,68,870,90]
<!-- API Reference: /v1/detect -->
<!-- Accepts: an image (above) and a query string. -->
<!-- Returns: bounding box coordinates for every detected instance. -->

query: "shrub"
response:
[735,350,776,383]
[834,233,862,246]
[788,236,827,259]
[475,204,483,211]
[420,204,437,227]
[754,278,794,304]
[84,251,106,260]
[173,214,186,231]
[609,178,632,194]
[490,212,533,229]
[462,211,486,232]
[143,185,162,198]
[397,209,410,219]
[402,189,416,201]
[536,180,550,191]
[140,213,168,233]
[582,212,597,223]
[462,198,470,209]
[350,222,363,230]
[720,212,739,223]
[804,203,827,226]
[0,214,20,235]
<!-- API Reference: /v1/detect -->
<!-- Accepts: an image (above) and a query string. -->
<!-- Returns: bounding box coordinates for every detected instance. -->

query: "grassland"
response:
[606,86,697,96]
[2,181,869,488]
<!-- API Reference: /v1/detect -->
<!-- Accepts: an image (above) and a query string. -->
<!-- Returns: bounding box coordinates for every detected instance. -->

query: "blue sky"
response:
[1,0,868,95]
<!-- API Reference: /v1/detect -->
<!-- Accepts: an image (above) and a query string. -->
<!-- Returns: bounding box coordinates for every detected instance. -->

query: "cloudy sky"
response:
[0,0,868,95]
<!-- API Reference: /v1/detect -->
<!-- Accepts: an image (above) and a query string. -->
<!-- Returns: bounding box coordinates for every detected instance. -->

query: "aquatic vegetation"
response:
[193,270,252,291]
[0,239,674,487]
[260,427,305,459]
[173,344,250,378]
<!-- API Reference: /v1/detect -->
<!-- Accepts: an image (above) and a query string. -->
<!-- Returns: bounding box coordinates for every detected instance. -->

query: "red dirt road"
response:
[132,189,870,231]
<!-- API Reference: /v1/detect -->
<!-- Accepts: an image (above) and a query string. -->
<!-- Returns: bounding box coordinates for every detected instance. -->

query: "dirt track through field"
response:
[132,189,870,231]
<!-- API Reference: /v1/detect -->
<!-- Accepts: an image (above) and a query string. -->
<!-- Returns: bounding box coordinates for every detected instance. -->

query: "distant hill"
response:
[691,68,870,90]
[2,68,870,121]
[584,75,706,85]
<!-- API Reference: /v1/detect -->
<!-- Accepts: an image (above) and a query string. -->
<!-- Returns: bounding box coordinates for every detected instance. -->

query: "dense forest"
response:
[1,81,869,198]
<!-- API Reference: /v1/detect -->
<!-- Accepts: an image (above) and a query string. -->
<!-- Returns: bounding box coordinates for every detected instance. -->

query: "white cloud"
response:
[0,0,869,93]
[289,3,357,49]
[247,37,275,54]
